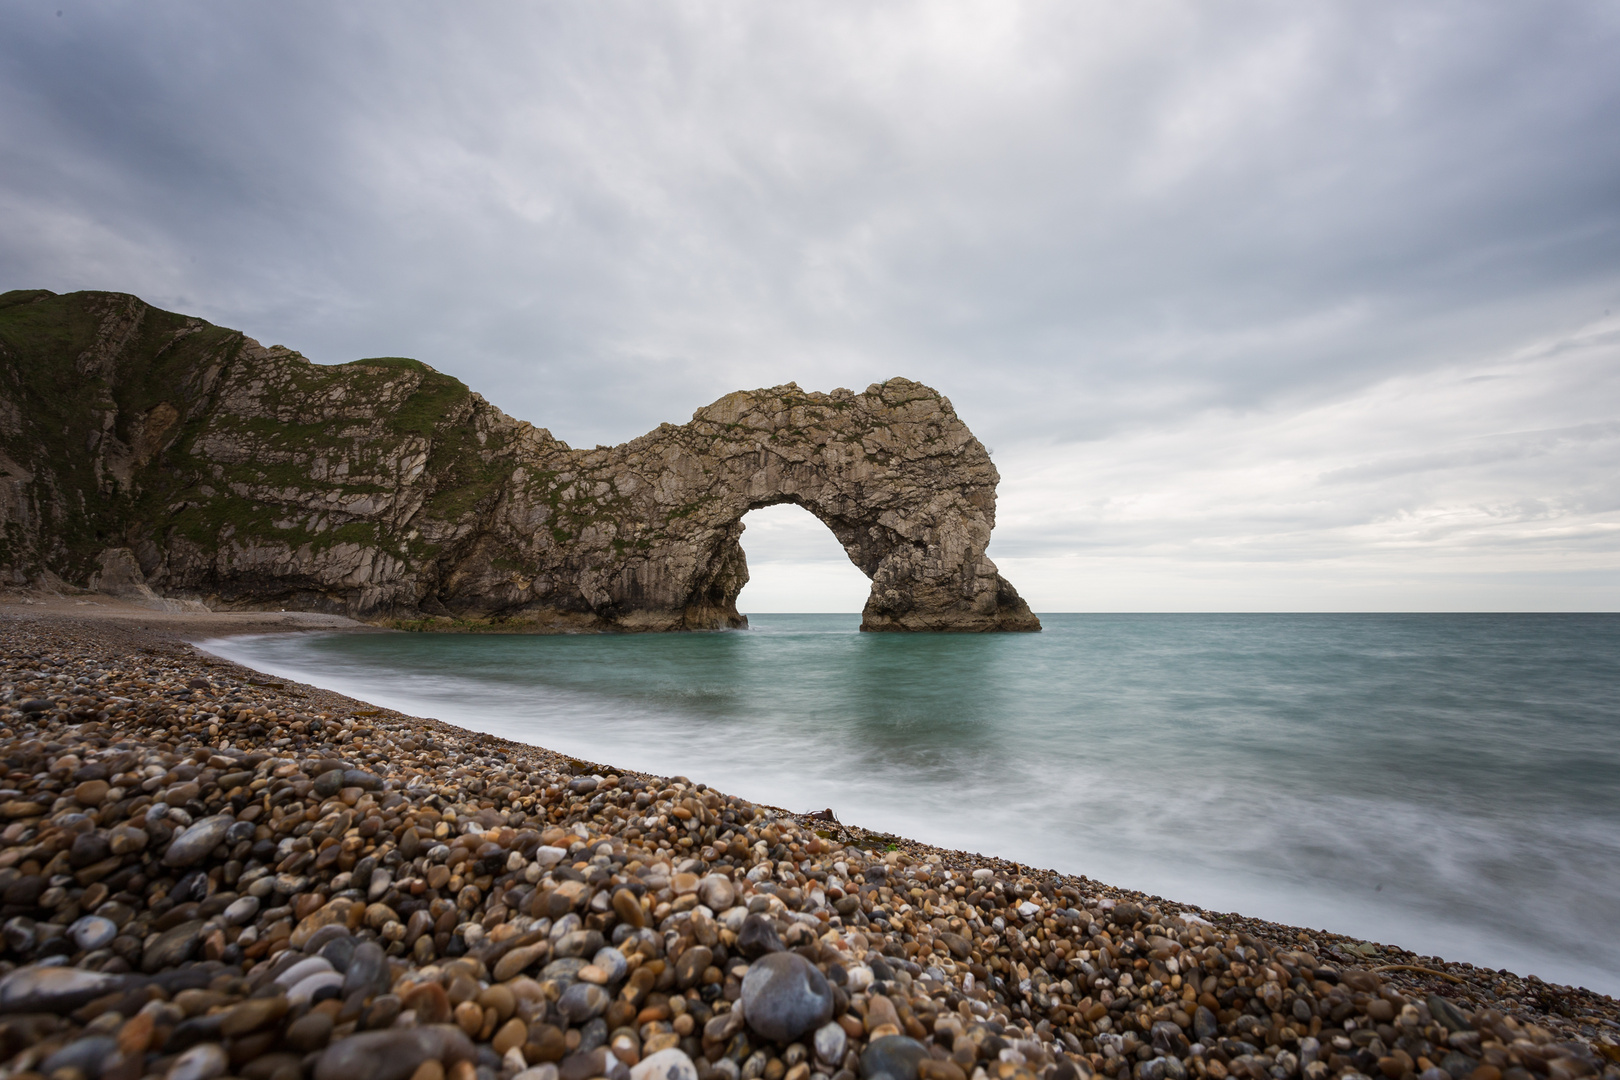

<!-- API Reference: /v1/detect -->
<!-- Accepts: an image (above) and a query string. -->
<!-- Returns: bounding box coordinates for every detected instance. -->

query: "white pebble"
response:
[274,955,334,987]
[167,1043,226,1080]
[813,1021,847,1066]
[223,896,260,926]
[631,1048,699,1080]
[287,970,345,1005]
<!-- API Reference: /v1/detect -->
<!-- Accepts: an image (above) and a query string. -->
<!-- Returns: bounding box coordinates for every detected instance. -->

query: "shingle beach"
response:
[0,605,1616,1080]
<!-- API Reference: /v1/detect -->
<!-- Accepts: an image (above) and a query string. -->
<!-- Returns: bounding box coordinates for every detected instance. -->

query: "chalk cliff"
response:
[0,290,1039,632]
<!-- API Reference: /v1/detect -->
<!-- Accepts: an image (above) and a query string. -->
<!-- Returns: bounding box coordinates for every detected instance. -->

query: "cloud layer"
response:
[3,1,1617,609]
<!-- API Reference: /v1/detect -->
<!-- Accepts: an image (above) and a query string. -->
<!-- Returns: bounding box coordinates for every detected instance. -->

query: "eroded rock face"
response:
[0,289,1039,632]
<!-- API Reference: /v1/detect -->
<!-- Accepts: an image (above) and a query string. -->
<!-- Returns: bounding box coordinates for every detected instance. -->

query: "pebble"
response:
[861,1036,930,1080]
[741,952,835,1043]
[0,963,132,1012]
[314,769,345,798]
[286,1010,336,1053]
[558,981,611,1023]
[41,1035,118,1078]
[591,945,628,983]
[313,1025,476,1080]
[736,913,785,958]
[1428,994,1474,1033]
[630,1048,700,1080]
[493,942,549,982]
[612,888,645,928]
[223,895,260,925]
[289,969,346,1004]
[1193,1005,1218,1044]
[167,1042,228,1080]
[698,873,736,910]
[344,940,392,997]
[161,814,234,867]
[814,1021,848,1066]
[276,955,336,986]
[68,914,118,951]
[221,995,290,1036]
[674,944,712,987]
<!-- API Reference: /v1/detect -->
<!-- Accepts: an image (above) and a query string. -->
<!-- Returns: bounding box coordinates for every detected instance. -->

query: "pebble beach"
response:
[1,607,1616,1080]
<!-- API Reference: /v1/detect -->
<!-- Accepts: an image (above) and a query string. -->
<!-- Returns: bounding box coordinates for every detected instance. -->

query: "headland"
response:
[0,604,1614,1080]
[0,289,1036,634]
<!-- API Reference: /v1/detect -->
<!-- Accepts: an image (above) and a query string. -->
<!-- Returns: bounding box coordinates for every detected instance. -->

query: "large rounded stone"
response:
[740,952,834,1044]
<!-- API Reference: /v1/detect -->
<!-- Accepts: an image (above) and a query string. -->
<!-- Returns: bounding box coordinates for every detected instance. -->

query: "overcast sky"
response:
[3,1,1617,610]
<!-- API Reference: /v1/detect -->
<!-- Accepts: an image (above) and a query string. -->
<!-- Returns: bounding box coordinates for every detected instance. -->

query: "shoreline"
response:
[0,606,1615,1080]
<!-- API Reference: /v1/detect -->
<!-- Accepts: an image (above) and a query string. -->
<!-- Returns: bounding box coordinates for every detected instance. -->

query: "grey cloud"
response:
[1317,421,1620,486]
[2,1,1617,605]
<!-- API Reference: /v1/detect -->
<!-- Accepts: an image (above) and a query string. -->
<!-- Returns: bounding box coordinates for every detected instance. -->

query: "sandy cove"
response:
[0,599,1615,1080]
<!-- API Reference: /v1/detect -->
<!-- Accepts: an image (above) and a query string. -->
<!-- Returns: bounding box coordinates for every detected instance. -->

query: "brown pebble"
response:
[612,888,645,929]
[524,1024,568,1063]
[174,988,228,1017]
[453,998,484,1037]
[409,1063,445,1080]
[221,994,290,1036]
[117,1012,154,1056]
[446,974,479,1006]
[492,943,547,983]
[492,1017,528,1057]
[403,981,453,1025]
[286,1011,335,1053]
[73,779,109,805]
[477,984,516,1022]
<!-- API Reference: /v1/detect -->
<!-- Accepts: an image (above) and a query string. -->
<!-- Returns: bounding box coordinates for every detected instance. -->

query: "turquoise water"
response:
[202,613,1620,996]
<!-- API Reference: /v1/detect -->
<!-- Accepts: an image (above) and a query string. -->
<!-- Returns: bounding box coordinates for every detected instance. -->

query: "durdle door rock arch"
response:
[0,289,1039,632]
[572,379,1040,632]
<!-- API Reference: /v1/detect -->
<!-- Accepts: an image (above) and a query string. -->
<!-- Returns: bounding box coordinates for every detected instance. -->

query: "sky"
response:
[3,1,1618,611]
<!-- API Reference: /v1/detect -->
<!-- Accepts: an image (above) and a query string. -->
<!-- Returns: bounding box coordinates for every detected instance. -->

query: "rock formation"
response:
[0,289,1039,632]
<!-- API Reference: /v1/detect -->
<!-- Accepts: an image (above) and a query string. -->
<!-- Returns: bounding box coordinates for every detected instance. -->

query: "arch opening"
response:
[733,503,872,616]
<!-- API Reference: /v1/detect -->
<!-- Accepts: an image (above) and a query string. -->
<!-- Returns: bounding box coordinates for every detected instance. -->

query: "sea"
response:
[200,613,1620,997]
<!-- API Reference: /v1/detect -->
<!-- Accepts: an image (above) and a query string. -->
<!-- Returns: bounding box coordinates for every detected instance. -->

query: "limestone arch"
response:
[601,379,1040,632]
